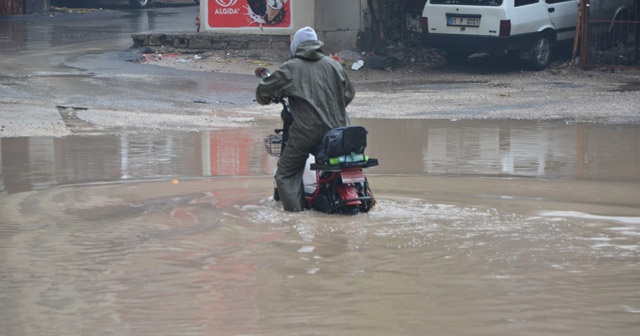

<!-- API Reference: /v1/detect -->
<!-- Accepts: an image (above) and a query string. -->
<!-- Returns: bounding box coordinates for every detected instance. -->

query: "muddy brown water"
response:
[1,119,639,336]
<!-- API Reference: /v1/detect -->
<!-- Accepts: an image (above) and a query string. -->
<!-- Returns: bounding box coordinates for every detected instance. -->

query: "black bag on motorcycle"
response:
[320,126,367,158]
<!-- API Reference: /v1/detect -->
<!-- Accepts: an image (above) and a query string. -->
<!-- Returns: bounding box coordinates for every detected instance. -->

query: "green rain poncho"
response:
[256,39,355,211]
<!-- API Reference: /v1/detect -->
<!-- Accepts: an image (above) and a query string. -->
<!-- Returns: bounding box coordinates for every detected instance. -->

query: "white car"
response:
[420,0,580,70]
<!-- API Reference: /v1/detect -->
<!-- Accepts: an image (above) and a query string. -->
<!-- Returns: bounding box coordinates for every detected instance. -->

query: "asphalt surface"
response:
[1,4,639,138]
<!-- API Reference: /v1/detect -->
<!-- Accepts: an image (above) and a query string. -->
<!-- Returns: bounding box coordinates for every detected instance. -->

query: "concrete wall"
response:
[314,0,364,52]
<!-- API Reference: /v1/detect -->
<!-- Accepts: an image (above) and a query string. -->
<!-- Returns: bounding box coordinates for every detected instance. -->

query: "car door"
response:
[545,0,579,41]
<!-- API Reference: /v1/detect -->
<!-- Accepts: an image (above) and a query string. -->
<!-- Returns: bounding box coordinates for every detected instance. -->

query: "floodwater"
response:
[1,119,639,336]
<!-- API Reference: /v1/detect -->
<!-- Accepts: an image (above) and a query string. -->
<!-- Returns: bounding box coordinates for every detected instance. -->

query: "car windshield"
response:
[430,0,503,5]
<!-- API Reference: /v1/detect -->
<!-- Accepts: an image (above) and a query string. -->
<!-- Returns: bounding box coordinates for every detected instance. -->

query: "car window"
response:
[515,0,539,7]
[429,0,503,5]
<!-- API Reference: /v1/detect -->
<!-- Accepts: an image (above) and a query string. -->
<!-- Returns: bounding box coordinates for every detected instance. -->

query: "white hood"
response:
[290,26,318,56]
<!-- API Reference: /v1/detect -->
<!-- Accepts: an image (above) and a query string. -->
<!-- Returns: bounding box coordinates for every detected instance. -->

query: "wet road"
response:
[1,119,640,335]
[1,3,254,138]
[2,4,640,336]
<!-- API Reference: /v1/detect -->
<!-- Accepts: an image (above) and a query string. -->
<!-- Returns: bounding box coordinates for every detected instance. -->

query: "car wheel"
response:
[129,0,153,9]
[610,15,630,48]
[525,34,553,70]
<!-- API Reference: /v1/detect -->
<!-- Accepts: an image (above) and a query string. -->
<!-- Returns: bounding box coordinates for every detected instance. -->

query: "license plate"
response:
[341,170,365,183]
[447,16,480,27]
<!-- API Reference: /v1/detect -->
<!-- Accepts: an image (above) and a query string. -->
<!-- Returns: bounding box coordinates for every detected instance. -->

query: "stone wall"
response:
[25,0,48,13]
[131,32,290,52]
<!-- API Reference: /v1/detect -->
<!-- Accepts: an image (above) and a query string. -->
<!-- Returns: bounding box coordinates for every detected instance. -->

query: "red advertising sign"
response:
[207,0,292,29]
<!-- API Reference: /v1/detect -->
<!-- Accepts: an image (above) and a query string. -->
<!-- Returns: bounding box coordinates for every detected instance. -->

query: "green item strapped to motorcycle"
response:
[329,153,368,165]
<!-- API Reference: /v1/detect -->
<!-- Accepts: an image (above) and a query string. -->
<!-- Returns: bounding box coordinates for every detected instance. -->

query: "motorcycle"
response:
[256,67,379,215]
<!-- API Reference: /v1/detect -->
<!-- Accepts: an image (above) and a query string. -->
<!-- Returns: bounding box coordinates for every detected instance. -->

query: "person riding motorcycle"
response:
[256,26,356,211]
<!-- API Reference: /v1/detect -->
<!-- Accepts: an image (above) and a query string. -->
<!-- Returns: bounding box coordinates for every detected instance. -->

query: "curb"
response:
[131,32,290,52]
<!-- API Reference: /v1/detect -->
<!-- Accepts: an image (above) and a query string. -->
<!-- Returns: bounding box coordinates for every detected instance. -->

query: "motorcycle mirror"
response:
[255,67,271,79]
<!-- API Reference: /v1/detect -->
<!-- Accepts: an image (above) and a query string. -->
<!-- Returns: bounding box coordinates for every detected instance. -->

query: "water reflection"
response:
[0,17,26,52]
[360,119,640,181]
[0,128,271,193]
[1,119,640,194]
[1,120,640,336]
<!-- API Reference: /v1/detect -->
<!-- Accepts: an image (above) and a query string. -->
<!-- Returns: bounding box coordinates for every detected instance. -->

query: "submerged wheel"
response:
[311,194,333,214]
[129,0,153,9]
[359,199,371,213]
[524,34,553,70]
[357,179,374,213]
[342,205,360,216]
